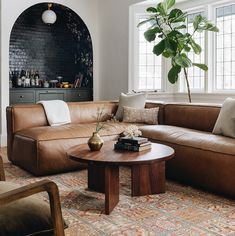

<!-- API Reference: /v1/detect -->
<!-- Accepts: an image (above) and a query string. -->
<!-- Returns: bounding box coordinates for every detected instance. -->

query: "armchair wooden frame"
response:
[0,155,65,236]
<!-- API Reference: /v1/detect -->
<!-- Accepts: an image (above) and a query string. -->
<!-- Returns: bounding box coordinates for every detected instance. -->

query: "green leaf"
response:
[189,39,202,54]
[162,49,174,58]
[193,15,203,30]
[204,22,219,32]
[169,9,187,23]
[144,27,161,42]
[164,0,175,10]
[193,63,208,71]
[174,53,192,67]
[168,65,181,84]
[137,18,155,28]
[183,45,191,52]
[165,39,178,52]
[167,30,183,38]
[157,3,167,16]
[174,25,187,30]
[153,39,166,56]
[146,7,158,13]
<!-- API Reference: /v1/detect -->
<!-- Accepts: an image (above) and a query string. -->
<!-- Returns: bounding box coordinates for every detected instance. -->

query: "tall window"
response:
[215,4,235,90]
[138,17,162,91]
[185,12,206,91]
[130,1,235,94]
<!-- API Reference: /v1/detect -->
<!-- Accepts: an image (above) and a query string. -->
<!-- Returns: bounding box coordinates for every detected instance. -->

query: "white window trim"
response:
[129,10,166,92]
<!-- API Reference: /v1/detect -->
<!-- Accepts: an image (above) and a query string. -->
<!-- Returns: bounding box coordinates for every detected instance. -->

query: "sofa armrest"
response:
[6,105,48,161]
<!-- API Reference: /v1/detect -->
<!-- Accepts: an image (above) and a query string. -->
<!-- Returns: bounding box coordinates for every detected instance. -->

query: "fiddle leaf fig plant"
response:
[138,0,219,102]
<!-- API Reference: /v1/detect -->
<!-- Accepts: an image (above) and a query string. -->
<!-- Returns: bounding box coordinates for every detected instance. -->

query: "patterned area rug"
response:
[2,153,235,235]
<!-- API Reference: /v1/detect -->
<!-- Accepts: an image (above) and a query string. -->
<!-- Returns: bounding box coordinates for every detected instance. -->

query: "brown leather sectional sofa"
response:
[6,101,235,197]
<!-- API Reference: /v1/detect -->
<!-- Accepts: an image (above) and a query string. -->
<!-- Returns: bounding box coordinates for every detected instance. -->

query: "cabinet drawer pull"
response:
[77,94,81,97]
[19,95,24,98]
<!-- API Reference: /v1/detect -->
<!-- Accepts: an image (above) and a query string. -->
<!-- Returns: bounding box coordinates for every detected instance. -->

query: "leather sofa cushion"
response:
[164,103,221,132]
[140,125,235,155]
[0,182,65,236]
[16,122,133,141]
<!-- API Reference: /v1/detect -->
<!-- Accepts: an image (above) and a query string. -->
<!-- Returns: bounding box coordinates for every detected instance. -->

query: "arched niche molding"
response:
[9,2,93,86]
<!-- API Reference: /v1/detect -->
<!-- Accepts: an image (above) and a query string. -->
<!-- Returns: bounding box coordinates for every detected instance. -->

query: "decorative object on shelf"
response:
[43,80,49,88]
[56,76,63,86]
[138,0,219,102]
[74,73,84,88]
[42,3,57,25]
[87,108,106,151]
[49,80,58,88]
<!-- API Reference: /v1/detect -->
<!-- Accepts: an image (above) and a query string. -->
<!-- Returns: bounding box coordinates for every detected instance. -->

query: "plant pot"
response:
[88,132,104,151]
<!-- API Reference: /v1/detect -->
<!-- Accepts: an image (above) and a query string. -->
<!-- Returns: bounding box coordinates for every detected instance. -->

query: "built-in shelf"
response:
[10,88,93,105]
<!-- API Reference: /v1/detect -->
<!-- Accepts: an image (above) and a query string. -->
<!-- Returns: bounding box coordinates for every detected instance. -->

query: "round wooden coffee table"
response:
[67,141,174,214]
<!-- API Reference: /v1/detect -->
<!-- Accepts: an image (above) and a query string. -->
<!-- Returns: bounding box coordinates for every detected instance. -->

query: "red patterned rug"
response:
[3,158,235,235]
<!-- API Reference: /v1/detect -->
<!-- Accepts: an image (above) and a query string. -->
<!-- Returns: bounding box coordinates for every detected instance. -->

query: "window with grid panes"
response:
[215,4,235,90]
[181,11,206,91]
[138,18,162,91]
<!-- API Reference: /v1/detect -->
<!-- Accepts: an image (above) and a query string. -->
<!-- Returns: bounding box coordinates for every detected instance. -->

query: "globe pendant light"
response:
[42,3,57,24]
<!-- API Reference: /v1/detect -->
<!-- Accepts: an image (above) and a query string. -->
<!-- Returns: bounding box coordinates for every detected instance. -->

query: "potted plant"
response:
[138,0,219,102]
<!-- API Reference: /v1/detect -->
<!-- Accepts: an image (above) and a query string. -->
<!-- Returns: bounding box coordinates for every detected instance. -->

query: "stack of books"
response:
[114,137,151,152]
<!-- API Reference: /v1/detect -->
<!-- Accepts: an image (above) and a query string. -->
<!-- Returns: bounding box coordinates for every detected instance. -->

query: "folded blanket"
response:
[38,100,71,126]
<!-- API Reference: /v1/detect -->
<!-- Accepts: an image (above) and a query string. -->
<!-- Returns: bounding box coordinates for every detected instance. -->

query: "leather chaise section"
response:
[140,125,235,155]
[140,125,235,197]
[12,122,133,175]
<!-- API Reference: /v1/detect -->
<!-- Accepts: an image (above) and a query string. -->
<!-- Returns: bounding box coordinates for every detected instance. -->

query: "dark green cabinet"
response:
[66,89,92,102]
[35,89,66,102]
[10,88,93,105]
[10,90,35,104]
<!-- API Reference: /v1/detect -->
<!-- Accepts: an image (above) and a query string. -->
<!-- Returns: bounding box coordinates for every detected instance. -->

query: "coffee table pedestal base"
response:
[88,164,119,215]
[131,162,165,196]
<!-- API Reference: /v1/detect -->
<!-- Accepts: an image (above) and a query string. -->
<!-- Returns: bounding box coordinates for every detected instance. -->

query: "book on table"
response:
[118,136,148,145]
[115,136,151,152]
[114,142,151,152]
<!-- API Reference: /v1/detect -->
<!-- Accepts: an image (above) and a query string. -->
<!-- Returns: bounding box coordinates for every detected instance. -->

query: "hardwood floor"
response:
[0,147,8,163]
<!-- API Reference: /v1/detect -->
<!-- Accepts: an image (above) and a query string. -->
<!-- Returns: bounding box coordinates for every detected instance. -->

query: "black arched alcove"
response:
[9,3,93,87]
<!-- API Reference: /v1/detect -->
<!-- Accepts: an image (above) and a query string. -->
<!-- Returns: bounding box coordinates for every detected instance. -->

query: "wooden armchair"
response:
[0,155,65,236]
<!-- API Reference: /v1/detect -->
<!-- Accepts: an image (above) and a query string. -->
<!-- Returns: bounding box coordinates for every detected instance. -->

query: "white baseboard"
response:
[0,134,7,147]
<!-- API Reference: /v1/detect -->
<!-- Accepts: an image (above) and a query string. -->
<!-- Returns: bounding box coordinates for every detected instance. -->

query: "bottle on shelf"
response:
[30,70,35,87]
[24,70,30,87]
[34,71,40,87]
[19,70,26,87]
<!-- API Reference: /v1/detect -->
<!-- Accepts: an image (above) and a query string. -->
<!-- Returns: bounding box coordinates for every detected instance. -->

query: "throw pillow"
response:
[115,93,146,121]
[0,182,67,236]
[123,106,159,125]
[212,97,235,138]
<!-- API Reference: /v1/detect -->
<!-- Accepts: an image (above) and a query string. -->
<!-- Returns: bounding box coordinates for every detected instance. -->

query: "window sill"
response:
[146,91,235,104]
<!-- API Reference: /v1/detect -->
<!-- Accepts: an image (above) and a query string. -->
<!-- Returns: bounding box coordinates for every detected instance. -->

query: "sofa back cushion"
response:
[68,101,118,124]
[7,102,118,133]
[7,105,48,134]
[164,103,221,132]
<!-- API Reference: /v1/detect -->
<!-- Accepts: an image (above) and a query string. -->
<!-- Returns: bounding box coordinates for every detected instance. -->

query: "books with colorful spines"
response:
[118,137,148,145]
[114,142,151,152]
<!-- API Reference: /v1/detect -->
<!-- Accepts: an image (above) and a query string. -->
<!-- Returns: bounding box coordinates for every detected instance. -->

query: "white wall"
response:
[0,0,99,146]
[98,0,143,100]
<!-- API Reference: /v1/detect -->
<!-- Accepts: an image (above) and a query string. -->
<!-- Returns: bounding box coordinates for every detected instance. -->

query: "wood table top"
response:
[68,141,174,165]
